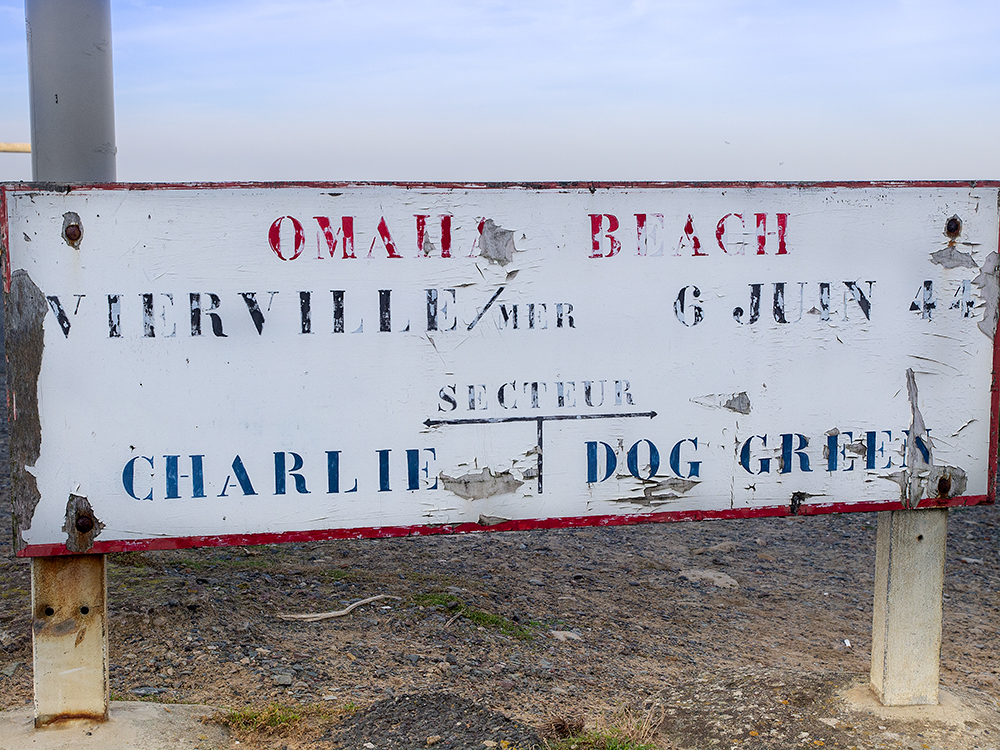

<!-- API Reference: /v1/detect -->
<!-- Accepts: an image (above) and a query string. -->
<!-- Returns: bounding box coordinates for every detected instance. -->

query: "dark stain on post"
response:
[789,491,808,515]
[6,270,47,551]
[62,494,103,553]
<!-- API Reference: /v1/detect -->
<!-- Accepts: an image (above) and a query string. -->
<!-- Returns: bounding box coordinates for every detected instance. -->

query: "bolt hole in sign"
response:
[1,182,996,556]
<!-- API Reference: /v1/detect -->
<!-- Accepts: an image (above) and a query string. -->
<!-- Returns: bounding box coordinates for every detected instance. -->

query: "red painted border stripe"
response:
[989,216,1000,506]
[16,494,989,557]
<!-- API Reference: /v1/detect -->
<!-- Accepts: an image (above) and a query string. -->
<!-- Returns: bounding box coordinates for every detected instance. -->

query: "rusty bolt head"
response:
[75,514,94,533]
[937,474,952,497]
[945,216,962,238]
[64,223,82,243]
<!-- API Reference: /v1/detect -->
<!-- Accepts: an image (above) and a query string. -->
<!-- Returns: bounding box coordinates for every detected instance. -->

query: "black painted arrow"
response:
[423,411,657,493]
[424,411,657,428]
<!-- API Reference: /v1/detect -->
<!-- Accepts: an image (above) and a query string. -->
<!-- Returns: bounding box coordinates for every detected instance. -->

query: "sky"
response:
[2,0,1000,183]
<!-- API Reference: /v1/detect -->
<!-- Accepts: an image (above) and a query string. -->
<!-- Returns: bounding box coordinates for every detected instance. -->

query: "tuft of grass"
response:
[317,568,350,581]
[412,592,460,608]
[411,593,532,639]
[544,705,664,750]
[213,701,357,743]
[221,703,303,734]
[545,733,656,750]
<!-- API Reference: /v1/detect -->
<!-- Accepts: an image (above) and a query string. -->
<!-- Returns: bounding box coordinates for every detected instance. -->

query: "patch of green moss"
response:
[410,593,532,639]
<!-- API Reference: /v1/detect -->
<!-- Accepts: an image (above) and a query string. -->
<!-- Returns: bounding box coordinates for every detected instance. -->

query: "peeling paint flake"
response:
[972,251,999,338]
[929,246,977,269]
[691,392,751,415]
[904,368,932,508]
[612,477,700,507]
[895,369,968,508]
[6,270,47,550]
[477,219,517,266]
[439,468,523,500]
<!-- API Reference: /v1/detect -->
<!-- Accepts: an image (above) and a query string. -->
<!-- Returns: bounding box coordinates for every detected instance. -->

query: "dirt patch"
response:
[331,691,541,748]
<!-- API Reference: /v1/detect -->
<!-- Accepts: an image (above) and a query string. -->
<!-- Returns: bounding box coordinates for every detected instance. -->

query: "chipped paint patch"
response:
[477,514,511,526]
[822,430,867,463]
[62,494,104,553]
[972,251,999,338]
[477,219,516,266]
[609,478,700,507]
[929,246,978,269]
[6,270,47,550]
[904,368,932,508]
[691,391,751,415]
[927,465,967,498]
[789,491,821,515]
[439,468,523,500]
[645,477,699,495]
[882,465,968,502]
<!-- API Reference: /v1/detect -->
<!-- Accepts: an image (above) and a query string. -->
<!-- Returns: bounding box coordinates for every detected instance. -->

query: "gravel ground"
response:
[0,362,998,748]
[330,691,542,749]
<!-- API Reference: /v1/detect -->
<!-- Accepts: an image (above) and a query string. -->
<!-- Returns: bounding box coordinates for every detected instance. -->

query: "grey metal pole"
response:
[24,0,115,726]
[26,0,116,182]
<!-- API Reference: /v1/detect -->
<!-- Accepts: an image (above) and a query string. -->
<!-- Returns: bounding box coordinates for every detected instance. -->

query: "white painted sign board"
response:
[1,182,997,556]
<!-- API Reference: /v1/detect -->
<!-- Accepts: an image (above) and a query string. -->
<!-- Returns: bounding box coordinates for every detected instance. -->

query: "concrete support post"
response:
[870,508,948,706]
[24,0,116,727]
[31,555,109,726]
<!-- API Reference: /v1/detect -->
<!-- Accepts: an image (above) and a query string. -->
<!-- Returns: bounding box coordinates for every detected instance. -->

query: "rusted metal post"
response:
[24,0,116,726]
[870,508,948,705]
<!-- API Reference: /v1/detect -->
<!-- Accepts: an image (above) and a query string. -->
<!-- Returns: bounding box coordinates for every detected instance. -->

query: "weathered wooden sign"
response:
[1,182,996,555]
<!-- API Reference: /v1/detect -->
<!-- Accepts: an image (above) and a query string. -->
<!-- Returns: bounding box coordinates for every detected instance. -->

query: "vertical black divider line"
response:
[536,418,544,494]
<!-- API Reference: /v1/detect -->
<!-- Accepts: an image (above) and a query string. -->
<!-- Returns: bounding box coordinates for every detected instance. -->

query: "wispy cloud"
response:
[3,1,1000,181]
